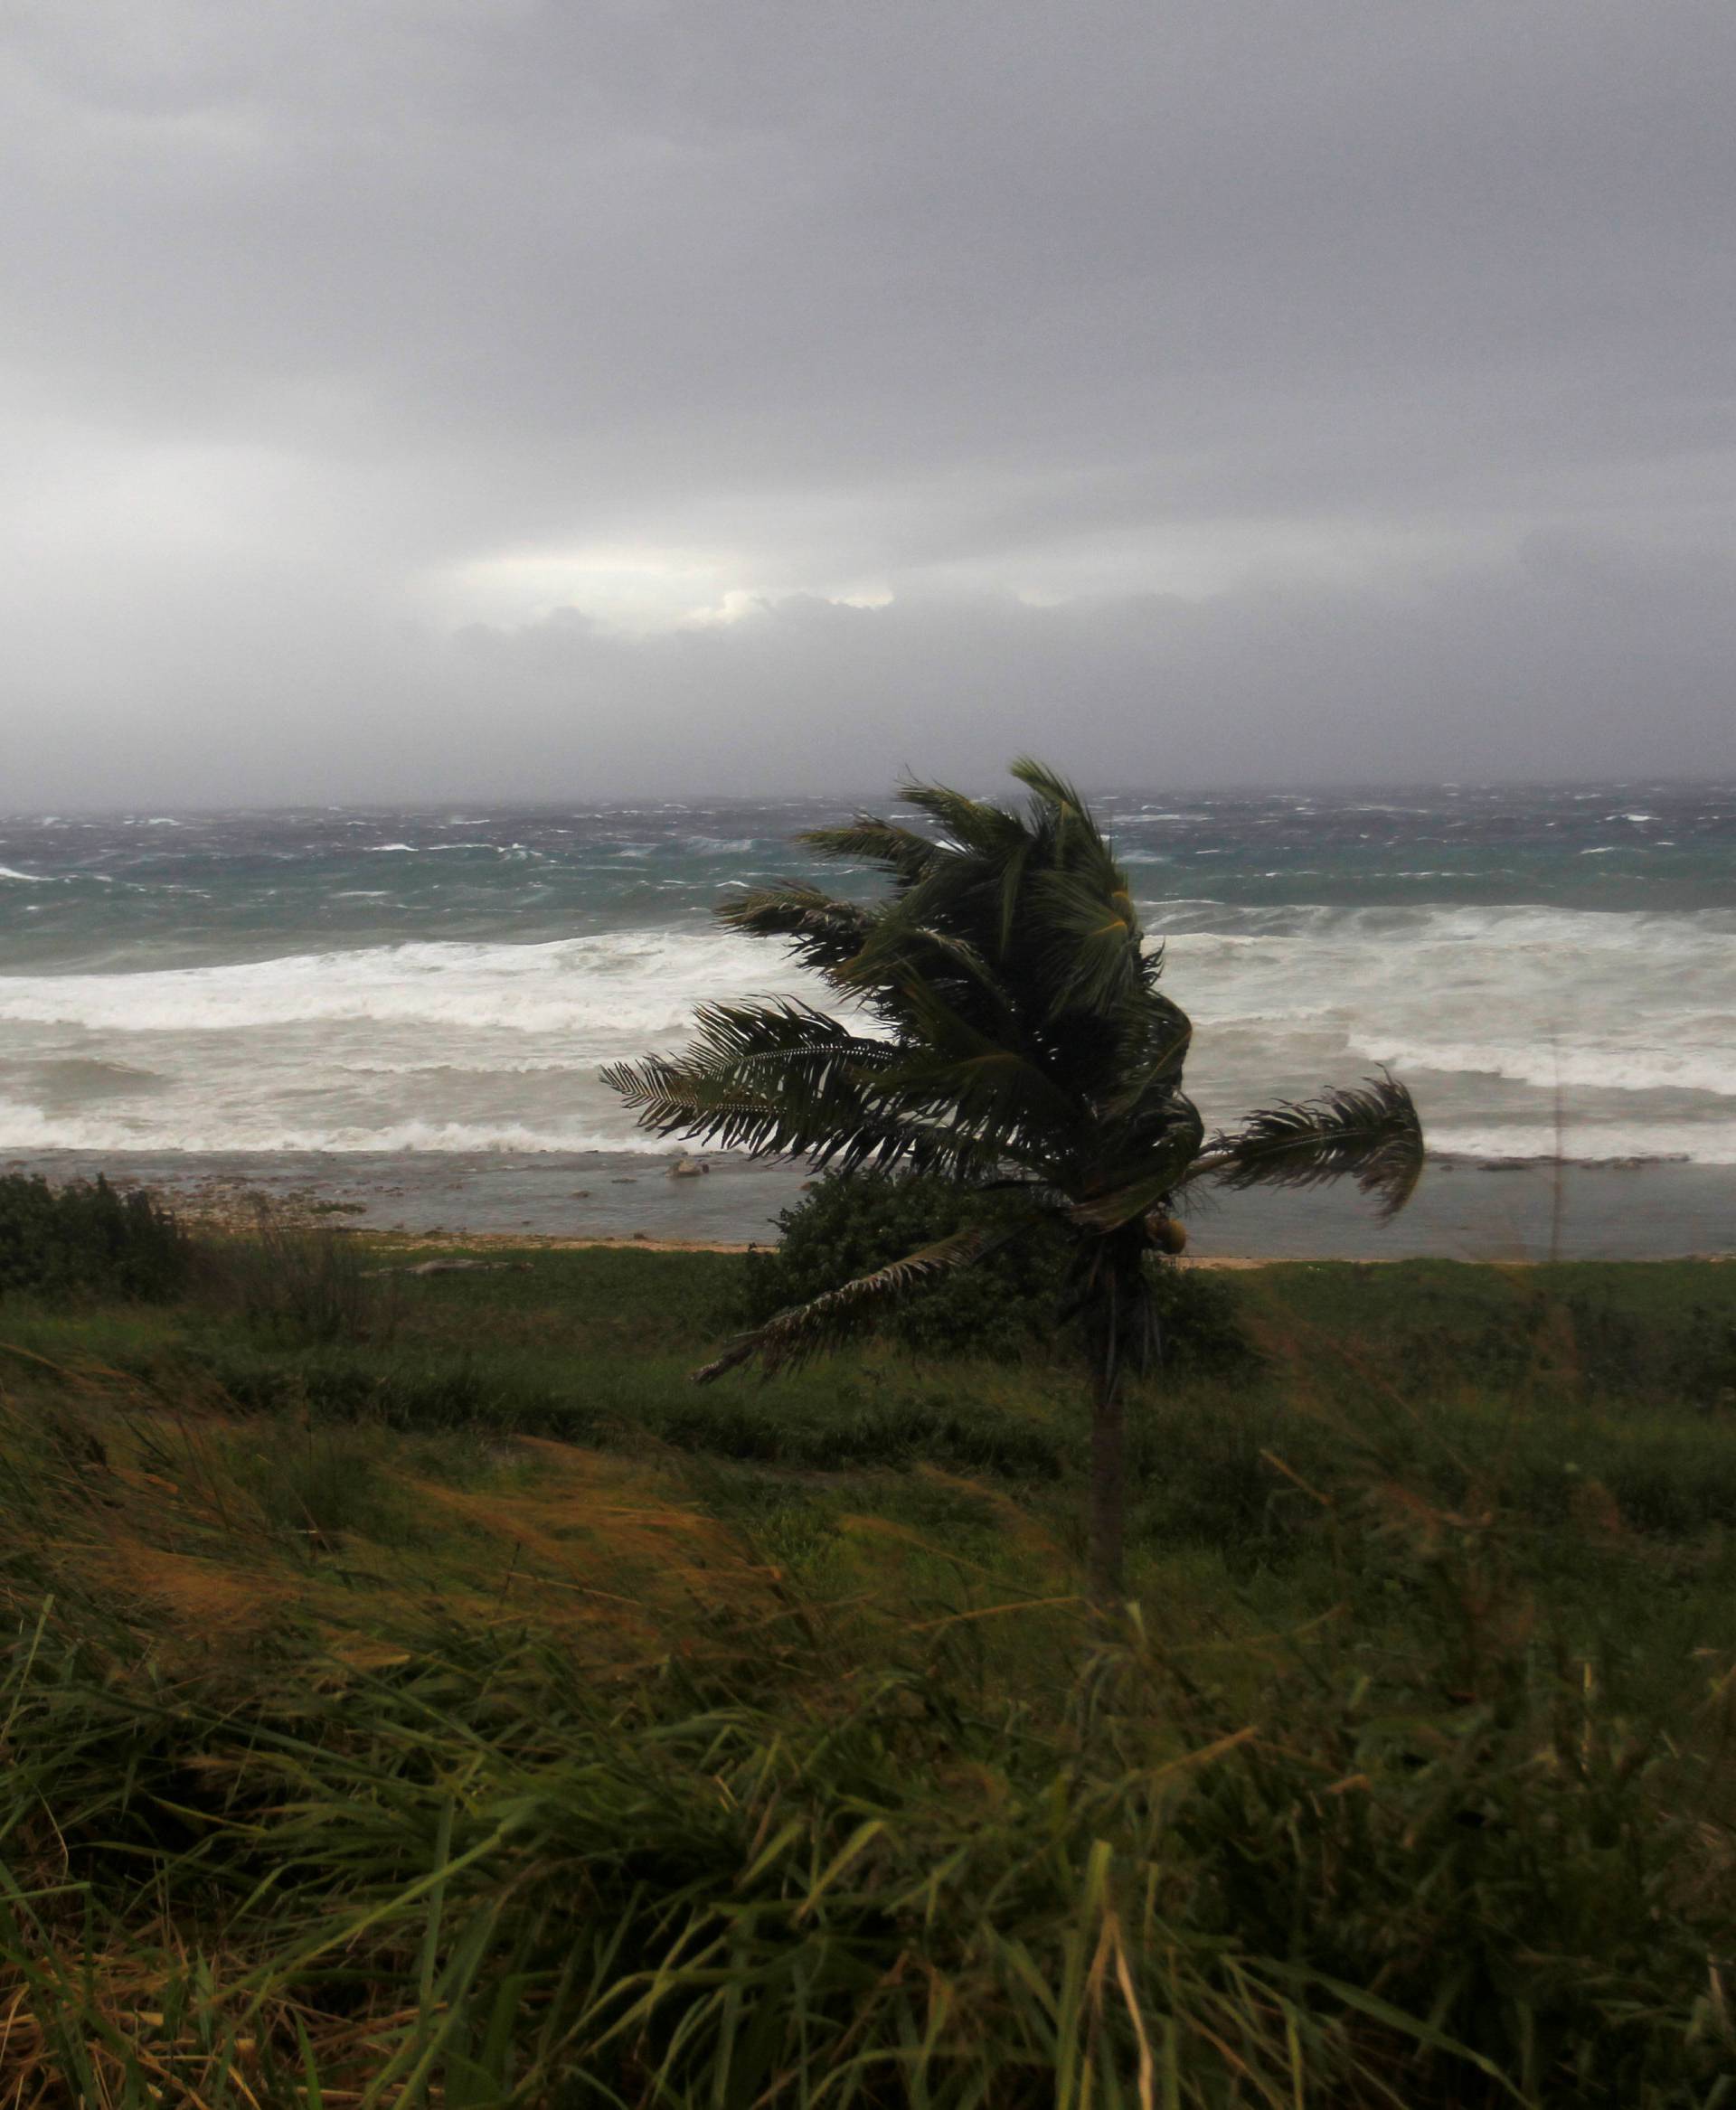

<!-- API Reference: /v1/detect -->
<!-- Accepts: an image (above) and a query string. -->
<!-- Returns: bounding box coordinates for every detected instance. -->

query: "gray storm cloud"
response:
[1,0,1731,805]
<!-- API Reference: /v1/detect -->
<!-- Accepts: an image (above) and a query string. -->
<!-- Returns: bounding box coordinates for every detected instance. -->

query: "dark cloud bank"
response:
[2,1,1731,805]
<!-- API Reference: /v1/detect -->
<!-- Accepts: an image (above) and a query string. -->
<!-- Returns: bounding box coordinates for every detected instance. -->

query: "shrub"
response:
[737,1169,1258,1375]
[211,1210,398,1345]
[0,1173,191,1304]
[736,1170,1066,1358]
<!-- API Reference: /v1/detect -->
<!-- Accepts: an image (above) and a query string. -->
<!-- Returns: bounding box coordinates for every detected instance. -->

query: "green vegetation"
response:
[741,1169,1260,1378]
[0,1168,191,1301]
[2,1224,1734,2105]
[606,760,1422,1598]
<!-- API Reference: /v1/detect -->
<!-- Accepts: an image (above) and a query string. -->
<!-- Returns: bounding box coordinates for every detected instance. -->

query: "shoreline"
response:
[358,1230,1291,1264]
[307,1229,1732,1268]
[5,1144,1733,1263]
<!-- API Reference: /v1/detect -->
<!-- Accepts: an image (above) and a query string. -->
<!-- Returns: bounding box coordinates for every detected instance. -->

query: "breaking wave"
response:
[1,890,1731,1163]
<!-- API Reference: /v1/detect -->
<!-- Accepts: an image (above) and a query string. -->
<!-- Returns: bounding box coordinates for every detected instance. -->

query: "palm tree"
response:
[604,761,1423,1604]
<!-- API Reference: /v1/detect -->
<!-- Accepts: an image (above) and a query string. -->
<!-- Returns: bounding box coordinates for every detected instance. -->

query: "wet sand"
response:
[6,1147,1733,1261]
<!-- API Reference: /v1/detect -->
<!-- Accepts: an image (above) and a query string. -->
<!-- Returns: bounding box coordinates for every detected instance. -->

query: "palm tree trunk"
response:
[1088,1360,1125,1608]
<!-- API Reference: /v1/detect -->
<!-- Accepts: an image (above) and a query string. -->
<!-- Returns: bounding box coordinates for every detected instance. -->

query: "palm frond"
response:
[1007,757,1093,830]
[1097,992,1194,1124]
[1065,1108,1206,1230]
[835,906,1015,1034]
[1027,866,1146,1019]
[601,1001,1017,1178]
[693,1221,1023,1381]
[796,818,936,886]
[896,778,1029,855]
[877,977,1080,1135]
[715,883,878,981]
[600,1002,890,1154]
[1195,1071,1425,1221]
[994,829,1035,952]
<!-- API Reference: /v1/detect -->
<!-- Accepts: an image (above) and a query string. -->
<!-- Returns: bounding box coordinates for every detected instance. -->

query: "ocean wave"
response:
[0,865,49,883]
[1423,1120,1736,1165]
[0,1099,675,1155]
[2,893,1732,1165]
[1160,900,1736,947]
[0,932,813,1037]
[1357,1036,1736,1099]
[337,1057,603,1077]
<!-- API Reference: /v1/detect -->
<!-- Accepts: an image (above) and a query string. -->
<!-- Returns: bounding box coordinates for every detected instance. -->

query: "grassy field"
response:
[2,1229,1734,2105]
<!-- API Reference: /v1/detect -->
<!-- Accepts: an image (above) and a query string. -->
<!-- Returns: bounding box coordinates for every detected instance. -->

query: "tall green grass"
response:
[1,1244,1733,2102]
[2,1349,1734,2104]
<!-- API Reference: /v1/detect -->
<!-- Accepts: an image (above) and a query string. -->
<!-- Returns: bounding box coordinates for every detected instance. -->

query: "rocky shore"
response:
[5,1146,1732,1261]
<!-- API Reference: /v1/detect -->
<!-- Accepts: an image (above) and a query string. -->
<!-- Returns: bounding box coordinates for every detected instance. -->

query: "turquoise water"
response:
[2,782,1733,1167]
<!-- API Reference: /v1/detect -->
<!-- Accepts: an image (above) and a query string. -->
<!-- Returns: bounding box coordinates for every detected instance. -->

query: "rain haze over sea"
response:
[2,782,1733,1199]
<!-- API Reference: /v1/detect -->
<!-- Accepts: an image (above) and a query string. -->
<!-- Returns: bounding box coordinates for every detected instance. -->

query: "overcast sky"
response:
[2,0,1732,805]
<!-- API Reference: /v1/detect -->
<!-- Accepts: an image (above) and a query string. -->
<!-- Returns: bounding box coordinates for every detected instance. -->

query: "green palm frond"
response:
[1065,1109,1206,1230]
[693,1221,1022,1382]
[1097,993,1194,1124]
[797,818,936,886]
[1195,1071,1425,1221]
[1009,757,1122,874]
[601,1001,888,1152]
[897,778,1030,855]
[716,883,878,981]
[1027,866,1146,1018]
[879,977,1079,1135]
[835,909,1019,1044]
[1007,757,1093,830]
[992,829,1035,952]
[600,1001,1014,1178]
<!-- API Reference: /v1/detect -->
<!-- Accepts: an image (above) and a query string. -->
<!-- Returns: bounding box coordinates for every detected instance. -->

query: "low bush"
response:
[737,1170,1258,1375]
[736,1170,1068,1356]
[0,1173,191,1303]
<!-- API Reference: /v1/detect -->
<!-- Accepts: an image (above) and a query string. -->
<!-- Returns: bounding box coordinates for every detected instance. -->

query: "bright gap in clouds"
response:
[439,548,902,634]
[432,513,1491,638]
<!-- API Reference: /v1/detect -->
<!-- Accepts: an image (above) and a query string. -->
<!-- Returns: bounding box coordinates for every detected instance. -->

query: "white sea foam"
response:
[0,1099,670,1155]
[1423,1121,1736,1165]
[1357,1037,1736,1099]
[0,903,1731,1160]
[0,865,49,883]
[0,931,803,1038]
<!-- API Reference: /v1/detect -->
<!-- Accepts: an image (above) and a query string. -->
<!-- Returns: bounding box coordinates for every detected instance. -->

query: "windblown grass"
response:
[0,1249,1733,2104]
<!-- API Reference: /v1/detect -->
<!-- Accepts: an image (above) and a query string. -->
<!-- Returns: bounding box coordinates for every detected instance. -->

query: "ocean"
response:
[2,783,1734,1253]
